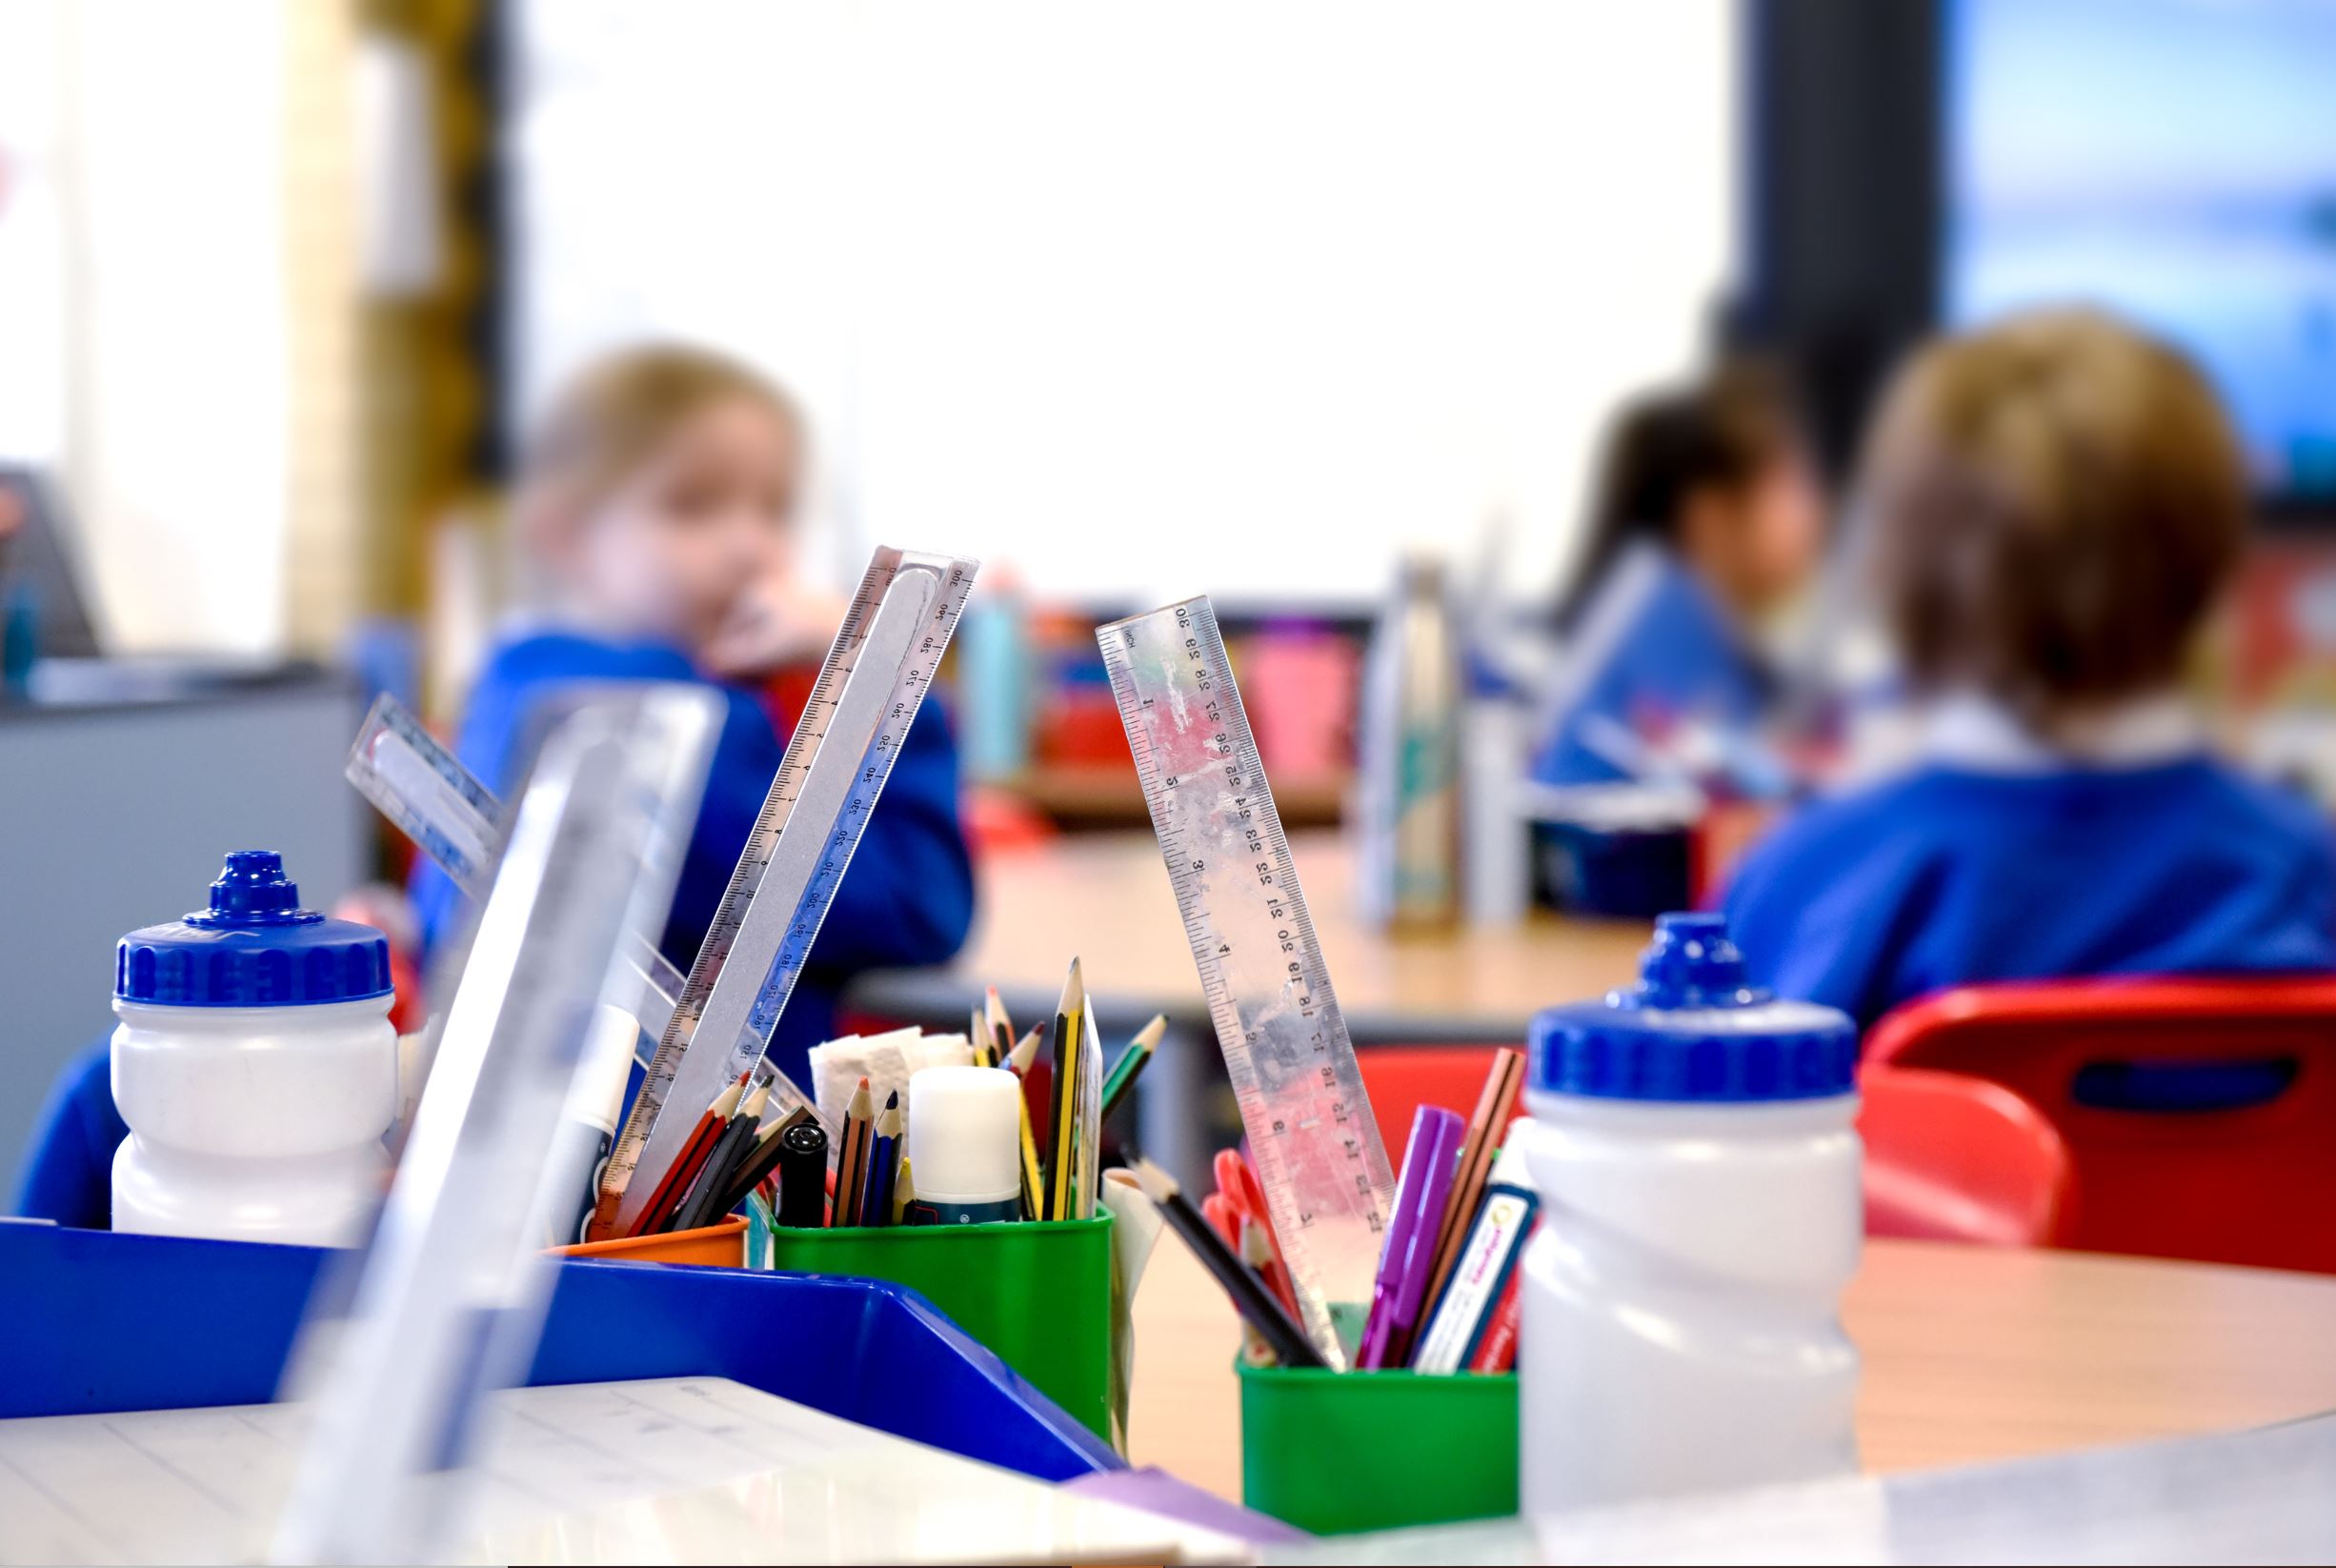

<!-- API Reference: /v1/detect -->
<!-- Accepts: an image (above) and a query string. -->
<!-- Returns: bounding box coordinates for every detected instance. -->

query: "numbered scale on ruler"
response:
[1098,595,1396,1370]
[595,547,979,1238]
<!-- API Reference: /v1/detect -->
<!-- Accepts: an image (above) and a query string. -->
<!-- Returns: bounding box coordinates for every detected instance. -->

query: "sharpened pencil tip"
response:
[1129,1156,1178,1203]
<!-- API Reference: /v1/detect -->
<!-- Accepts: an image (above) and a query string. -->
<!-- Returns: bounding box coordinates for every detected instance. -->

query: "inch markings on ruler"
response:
[1098,594,1394,1370]
[595,547,978,1238]
[346,693,697,1055]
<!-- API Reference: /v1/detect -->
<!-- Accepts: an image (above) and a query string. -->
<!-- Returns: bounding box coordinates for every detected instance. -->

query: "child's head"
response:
[518,344,805,651]
[1562,361,1823,629]
[1862,309,2246,728]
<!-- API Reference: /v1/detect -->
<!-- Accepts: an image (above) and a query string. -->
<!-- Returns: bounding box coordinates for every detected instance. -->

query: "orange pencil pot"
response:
[553,1215,750,1268]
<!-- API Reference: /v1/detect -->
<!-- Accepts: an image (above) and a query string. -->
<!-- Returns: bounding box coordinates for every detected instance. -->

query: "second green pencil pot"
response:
[764,1212,1116,1442]
[1238,1356,1520,1535]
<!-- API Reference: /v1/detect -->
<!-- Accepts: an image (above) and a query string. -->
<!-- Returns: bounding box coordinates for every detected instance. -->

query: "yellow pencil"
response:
[1045,958,1084,1221]
[1017,1091,1044,1221]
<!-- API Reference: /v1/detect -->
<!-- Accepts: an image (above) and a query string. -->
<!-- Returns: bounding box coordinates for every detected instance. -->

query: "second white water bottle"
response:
[1516,912,1863,1524]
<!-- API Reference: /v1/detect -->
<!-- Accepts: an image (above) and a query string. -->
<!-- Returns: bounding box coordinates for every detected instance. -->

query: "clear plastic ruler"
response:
[273,685,721,1565]
[1098,595,1395,1370]
[345,694,693,1052]
[595,546,979,1238]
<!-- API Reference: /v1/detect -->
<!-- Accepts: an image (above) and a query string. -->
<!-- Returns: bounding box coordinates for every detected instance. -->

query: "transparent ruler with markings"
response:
[1098,594,1395,1369]
[277,685,720,1564]
[346,694,697,1053]
[595,546,978,1237]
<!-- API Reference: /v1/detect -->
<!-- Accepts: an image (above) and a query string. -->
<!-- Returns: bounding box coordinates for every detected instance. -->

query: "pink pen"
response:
[1357,1104,1464,1370]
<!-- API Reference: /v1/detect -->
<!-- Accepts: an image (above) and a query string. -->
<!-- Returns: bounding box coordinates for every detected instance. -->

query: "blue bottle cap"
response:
[1528,912,1857,1102]
[115,851,393,1008]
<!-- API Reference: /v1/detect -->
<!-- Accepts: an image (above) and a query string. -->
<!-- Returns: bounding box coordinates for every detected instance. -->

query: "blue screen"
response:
[1945,0,2336,497]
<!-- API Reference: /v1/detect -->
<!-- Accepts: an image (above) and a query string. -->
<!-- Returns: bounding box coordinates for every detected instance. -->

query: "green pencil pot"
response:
[1238,1357,1519,1535]
[764,1212,1115,1441]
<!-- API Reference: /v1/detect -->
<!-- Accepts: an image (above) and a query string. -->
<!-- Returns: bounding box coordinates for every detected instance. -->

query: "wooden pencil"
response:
[675,1083,768,1233]
[985,988,1017,1072]
[1130,1157,1323,1370]
[835,1076,874,1228]
[1099,1013,1166,1126]
[1045,958,1084,1220]
[1006,1023,1045,1075]
[1420,1048,1526,1312]
[860,1094,902,1227]
[893,1156,915,1226]
[712,1104,813,1218]
[629,1073,748,1236]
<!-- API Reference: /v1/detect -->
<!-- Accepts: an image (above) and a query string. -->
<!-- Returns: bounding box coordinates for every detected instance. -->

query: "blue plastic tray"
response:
[0,1222,1119,1483]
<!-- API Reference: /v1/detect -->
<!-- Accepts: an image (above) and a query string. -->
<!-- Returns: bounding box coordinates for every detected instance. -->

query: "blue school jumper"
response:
[1532,550,1772,786]
[1722,754,2336,1035]
[12,632,974,1227]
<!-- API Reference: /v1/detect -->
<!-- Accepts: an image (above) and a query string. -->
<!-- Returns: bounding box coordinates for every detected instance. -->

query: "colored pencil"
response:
[1420,1048,1525,1313]
[1006,1023,1044,1076]
[713,1104,812,1218]
[675,1082,768,1232]
[861,1094,902,1227]
[835,1076,874,1227]
[1129,1157,1324,1370]
[1017,1079,1044,1221]
[893,1156,915,1226]
[1045,959,1085,1220]
[986,988,1017,1071]
[1099,1013,1165,1126]
[629,1073,747,1236]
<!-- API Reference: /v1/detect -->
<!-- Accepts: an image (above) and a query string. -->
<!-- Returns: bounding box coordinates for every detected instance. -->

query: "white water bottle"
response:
[111,851,398,1247]
[1516,912,1862,1525]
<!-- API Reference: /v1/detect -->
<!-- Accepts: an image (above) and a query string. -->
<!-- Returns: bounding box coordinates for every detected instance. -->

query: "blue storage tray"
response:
[0,1222,1119,1483]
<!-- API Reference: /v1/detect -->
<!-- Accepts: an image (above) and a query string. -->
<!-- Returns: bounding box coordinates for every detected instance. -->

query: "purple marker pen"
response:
[1358,1104,1465,1370]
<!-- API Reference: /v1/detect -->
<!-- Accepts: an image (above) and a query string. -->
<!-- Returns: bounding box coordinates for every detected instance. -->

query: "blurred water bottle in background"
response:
[1357,555,1460,929]
[958,572,1034,782]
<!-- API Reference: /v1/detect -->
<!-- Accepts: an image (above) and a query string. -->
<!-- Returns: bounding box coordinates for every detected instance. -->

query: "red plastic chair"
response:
[1358,1047,1532,1169]
[1858,1066,2073,1246]
[1360,1045,2075,1248]
[1865,976,2336,1273]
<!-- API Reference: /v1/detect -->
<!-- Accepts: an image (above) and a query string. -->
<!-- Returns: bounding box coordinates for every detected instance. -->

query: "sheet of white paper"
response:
[0,1377,1250,1567]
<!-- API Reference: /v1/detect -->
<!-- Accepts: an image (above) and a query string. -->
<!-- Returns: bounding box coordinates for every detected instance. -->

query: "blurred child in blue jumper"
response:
[1724,310,2336,1034]
[14,345,972,1227]
[1534,362,1826,785]
[411,344,975,1077]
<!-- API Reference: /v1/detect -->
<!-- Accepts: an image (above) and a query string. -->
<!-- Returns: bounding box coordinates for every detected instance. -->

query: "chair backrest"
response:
[1865,976,2336,1272]
[1357,1047,1531,1169]
[1359,1043,2072,1248]
[1858,1066,2073,1246]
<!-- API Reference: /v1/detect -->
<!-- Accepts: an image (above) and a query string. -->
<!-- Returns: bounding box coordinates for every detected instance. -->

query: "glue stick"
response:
[902,1065,1020,1224]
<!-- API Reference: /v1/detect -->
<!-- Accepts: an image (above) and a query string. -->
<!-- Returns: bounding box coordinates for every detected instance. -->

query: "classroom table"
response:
[858,829,1651,1035]
[1126,1235,2336,1504]
[847,829,1652,1177]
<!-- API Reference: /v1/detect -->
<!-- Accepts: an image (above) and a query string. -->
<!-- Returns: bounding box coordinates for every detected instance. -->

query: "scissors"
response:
[1213,1149,1301,1319]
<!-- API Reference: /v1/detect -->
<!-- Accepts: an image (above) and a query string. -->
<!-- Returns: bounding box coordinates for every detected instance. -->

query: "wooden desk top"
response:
[1127,1236,2336,1501]
[869,831,1650,1036]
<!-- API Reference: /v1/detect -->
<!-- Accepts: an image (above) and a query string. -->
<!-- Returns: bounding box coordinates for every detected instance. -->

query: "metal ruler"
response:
[595,547,978,1237]
[346,694,695,1061]
[275,685,721,1564]
[1098,595,1396,1370]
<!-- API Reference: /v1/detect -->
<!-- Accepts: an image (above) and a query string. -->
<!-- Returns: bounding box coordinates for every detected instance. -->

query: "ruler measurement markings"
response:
[1098,595,1393,1368]
[599,551,975,1236]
